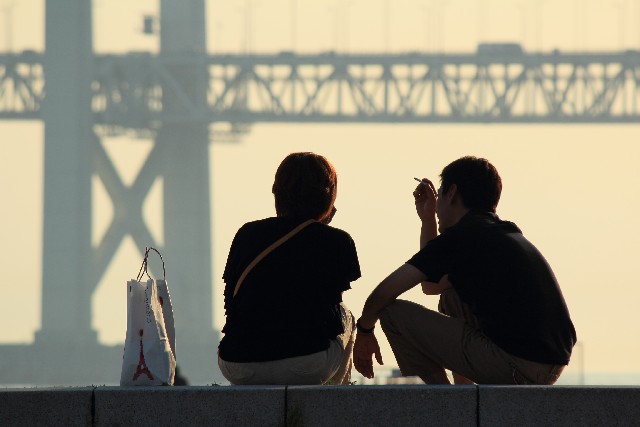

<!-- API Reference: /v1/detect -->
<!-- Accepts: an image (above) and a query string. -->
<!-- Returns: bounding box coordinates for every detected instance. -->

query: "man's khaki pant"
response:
[218,303,355,385]
[379,290,565,384]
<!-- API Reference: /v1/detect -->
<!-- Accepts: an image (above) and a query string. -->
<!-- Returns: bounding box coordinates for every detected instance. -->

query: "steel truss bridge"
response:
[2,50,640,133]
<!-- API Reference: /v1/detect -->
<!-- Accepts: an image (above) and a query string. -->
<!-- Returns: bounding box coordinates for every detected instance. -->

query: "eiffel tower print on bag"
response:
[120,247,176,386]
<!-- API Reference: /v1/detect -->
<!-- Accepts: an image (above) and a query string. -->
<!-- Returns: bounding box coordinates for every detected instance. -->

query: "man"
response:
[354,156,576,384]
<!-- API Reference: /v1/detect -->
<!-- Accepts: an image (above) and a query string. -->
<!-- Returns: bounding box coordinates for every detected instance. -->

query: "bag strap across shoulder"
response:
[233,219,316,297]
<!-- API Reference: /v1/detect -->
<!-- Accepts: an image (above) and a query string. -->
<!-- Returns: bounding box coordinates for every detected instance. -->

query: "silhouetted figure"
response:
[354,156,576,385]
[218,152,360,385]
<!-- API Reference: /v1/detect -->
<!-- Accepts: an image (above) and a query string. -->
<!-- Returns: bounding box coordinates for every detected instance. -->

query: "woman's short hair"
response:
[272,152,337,221]
[440,156,502,212]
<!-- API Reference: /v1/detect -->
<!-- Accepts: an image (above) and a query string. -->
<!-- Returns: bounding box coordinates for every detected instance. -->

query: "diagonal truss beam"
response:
[91,136,161,286]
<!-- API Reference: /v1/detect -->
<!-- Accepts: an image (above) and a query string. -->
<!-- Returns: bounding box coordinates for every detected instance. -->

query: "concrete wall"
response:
[1,385,640,426]
[0,387,93,427]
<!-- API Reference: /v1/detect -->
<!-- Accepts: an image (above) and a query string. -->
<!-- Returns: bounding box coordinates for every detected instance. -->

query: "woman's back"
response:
[219,216,360,363]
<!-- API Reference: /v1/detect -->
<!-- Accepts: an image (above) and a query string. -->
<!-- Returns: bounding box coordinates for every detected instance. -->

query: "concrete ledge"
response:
[480,386,640,427]
[94,386,285,427]
[288,385,476,427]
[0,387,93,427]
[2,385,640,426]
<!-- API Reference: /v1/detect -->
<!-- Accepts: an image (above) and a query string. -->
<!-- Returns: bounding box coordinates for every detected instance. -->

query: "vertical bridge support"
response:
[35,0,99,372]
[157,0,217,382]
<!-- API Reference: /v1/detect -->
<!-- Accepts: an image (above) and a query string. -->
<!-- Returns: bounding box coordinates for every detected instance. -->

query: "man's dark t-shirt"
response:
[219,217,361,363]
[407,211,576,365]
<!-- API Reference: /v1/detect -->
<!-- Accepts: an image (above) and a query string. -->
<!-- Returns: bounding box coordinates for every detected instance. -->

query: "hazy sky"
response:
[1,0,640,382]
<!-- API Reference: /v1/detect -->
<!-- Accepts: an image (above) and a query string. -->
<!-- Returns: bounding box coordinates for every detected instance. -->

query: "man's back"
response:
[409,211,576,365]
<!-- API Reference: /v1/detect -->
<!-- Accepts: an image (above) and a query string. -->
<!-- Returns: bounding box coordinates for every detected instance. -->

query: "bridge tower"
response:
[32,0,217,384]
[156,0,217,382]
[35,0,98,361]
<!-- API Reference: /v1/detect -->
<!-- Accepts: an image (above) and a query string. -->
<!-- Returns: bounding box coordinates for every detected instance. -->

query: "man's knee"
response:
[379,299,416,333]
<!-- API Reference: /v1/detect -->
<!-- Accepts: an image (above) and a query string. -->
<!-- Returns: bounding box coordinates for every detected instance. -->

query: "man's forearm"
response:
[420,218,437,249]
[358,264,428,329]
[358,288,393,330]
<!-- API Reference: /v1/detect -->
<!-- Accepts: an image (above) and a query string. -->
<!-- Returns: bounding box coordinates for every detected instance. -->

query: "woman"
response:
[218,152,360,385]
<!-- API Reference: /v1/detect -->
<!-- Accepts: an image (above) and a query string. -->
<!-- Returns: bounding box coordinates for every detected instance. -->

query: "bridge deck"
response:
[2,50,640,130]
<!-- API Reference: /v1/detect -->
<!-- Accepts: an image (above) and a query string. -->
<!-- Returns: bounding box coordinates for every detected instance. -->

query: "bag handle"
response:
[136,246,166,282]
[233,219,315,297]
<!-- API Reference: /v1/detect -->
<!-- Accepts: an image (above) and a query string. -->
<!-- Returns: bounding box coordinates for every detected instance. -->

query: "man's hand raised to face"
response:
[413,178,437,222]
[353,331,384,379]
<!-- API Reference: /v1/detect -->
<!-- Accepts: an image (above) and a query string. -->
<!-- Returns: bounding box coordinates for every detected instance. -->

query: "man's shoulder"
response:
[453,211,522,235]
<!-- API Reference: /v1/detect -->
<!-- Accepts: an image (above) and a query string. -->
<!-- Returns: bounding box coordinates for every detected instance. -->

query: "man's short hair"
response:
[440,156,502,212]
[272,152,337,221]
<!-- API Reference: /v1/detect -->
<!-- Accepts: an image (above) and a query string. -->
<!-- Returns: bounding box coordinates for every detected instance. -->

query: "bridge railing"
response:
[0,52,44,120]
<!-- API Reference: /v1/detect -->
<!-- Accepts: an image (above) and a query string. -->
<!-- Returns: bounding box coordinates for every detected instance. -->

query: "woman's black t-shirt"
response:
[218,216,361,363]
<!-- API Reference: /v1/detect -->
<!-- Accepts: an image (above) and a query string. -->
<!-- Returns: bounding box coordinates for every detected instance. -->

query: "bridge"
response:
[0,0,639,386]
[2,49,640,130]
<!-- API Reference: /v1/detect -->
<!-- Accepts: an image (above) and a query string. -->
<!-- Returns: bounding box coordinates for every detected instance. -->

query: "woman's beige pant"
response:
[218,304,355,385]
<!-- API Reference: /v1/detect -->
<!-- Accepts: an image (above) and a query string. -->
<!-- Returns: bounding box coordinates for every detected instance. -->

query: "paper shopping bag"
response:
[120,247,176,386]
[156,278,176,360]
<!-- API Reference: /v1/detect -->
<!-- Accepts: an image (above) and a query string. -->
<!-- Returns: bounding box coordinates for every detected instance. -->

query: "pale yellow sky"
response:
[1,0,640,382]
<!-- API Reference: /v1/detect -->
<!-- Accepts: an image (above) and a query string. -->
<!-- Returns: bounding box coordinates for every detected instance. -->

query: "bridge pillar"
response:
[36,0,96,347]
[158,0,219,383]
[23,0,109,384]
